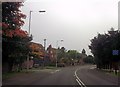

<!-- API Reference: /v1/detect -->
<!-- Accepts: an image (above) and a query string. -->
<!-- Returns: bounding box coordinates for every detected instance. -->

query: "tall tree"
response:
[83,55,95,64]
[89,28,120,69]
[2,2,32,72]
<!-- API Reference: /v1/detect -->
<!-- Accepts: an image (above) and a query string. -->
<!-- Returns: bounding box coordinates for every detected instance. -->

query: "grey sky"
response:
[21,0,119,55]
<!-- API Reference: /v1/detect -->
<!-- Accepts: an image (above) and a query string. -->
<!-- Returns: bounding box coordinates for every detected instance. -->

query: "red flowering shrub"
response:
[3,29,28,38]
[0,22,2,27]
[14,29,28,38]
[1,22,9,29]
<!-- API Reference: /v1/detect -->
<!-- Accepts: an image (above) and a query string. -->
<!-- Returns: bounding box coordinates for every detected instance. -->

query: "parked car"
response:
[57,63,65,67]
[33,64,39,68]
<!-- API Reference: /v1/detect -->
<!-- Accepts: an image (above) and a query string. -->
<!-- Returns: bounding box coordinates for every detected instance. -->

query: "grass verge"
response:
[100,69,120,76]
[3,66,58,80]
[2,70,34,80]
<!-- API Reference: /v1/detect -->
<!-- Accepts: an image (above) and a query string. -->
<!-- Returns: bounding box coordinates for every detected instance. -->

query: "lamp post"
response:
[28,11,32,34]
[43,39,46,66]
[56,40,64,67]
[27,10,46,71]
[28,10,46,34]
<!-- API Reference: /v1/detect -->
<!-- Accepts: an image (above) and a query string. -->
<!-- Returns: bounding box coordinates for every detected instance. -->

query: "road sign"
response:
[112,50,119,55]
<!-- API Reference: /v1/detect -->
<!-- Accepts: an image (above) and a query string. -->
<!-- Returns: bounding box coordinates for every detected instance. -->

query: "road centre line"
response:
[74,68,86,87]
[76,79,83,87]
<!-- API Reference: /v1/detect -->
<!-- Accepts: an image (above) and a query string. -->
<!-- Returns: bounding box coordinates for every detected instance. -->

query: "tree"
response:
[83,55,95,64]
[57,47,66,62]
[89,28,120,70]
[66,50,81,65]
[2,2,32,72]
[29,42,44,58]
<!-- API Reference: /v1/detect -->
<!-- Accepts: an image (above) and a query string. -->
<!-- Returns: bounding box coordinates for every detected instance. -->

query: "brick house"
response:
[79,49,87,65]
[46,45,57,64]
[22,42,45,68]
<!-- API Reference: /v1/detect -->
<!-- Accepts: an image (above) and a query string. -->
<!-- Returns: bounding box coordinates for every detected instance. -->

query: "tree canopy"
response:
[2,2,32,72]
[89,28,120,69]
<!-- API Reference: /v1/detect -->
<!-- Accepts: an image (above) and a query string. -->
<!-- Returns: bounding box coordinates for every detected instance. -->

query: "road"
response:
[76,65,118,86]
[3,65,119,86]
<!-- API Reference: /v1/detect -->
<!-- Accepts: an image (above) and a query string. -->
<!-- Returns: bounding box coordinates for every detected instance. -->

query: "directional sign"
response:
[112,50,119,55]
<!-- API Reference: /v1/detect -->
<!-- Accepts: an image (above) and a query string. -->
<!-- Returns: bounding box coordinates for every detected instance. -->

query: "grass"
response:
[109,71,120,76]
[3,66,58,80]
[3,72,19,80]
[45,66,57,69]
[101,69,120,76]
[2,70,34,80]
[31,66,57,70]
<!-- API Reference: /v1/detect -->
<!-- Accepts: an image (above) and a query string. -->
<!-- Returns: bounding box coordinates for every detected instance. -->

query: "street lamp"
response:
[28,11,32,34]
[43,39,47,66]
[27,10,46,71]
[28,10,46,34]
[56,40,64,67]
[39,10,46,13]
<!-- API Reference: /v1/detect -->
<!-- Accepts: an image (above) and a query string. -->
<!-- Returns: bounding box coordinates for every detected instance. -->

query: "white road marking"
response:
[90,65,96,69]
[55,70,60,72]
[90,67,95,69]
[51,69,60,74]
[76,79,83,86]
[74,68,86,87]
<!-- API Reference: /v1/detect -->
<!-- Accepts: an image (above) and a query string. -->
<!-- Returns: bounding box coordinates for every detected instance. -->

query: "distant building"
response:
[79,49,87,64]
[29,42,44,58]
[47,45,57,64]
[22,42,45,68]
[22,59,34,69]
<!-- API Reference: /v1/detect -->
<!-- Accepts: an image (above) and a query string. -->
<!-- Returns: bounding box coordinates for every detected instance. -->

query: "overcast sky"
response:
[21,0,119,55]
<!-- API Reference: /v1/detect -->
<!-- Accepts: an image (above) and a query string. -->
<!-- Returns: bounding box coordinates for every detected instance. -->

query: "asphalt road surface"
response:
[3,65,119,86]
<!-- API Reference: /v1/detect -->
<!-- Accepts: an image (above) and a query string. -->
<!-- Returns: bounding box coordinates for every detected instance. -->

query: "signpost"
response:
[112,50,119,56]
[112,50,120,86]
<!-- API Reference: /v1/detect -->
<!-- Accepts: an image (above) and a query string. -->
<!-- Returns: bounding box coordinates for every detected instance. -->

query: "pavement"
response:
[2,65,119,86]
